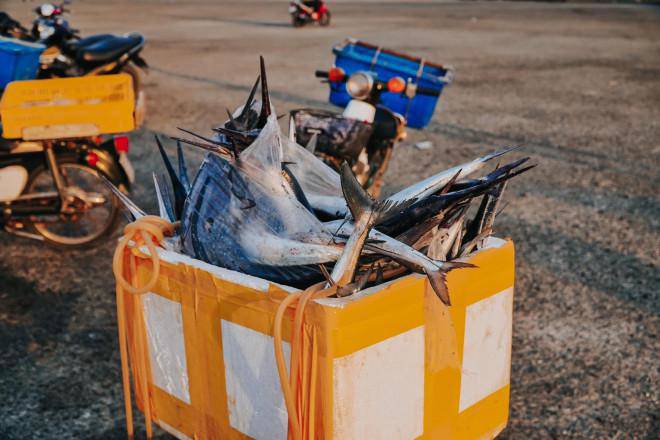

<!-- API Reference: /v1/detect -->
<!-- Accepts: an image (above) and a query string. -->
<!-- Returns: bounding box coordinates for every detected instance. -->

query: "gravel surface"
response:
[1,1,658,438]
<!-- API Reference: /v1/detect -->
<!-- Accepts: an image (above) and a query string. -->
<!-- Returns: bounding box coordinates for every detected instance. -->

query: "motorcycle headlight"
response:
[346,71,374,100]
[38,23,55,39]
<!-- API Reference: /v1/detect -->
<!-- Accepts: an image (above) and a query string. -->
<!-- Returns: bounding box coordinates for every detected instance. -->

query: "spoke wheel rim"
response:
[28,163,118,245]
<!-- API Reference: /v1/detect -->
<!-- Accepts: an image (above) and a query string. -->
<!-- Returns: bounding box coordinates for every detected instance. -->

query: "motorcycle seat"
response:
[67,34,115,52]
[77,33,144,64]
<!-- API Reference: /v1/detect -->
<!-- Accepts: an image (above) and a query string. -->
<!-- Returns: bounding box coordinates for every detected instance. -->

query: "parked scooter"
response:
[289,1,331,27]
[0,3,147,118]
[0,12,30,39]
[0,133,133,246]
[32,4,147,88]
[291,68,440,196]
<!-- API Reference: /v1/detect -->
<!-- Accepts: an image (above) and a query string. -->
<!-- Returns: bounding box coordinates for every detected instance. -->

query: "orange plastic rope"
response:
[113,215,177,295]
[112,216,175,439]
[273,282,336,440]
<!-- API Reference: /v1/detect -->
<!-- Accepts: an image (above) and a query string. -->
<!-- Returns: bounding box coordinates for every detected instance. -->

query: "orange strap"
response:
[112,216,176,440]
[273,282,336,440]
[113,216,177,295]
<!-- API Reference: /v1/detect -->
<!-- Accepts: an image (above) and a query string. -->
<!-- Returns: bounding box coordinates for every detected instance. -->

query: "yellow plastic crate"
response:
[117,237,515,439]
[0,74,135,140]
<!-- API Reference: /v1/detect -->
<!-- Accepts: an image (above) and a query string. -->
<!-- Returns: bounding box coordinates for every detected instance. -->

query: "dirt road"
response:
[1,1,658,438]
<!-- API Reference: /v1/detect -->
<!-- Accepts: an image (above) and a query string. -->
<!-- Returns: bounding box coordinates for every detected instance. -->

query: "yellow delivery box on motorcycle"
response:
[0,74,135,140]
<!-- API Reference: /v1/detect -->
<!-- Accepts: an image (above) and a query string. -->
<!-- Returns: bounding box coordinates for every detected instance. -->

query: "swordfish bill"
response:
[385,146,521,206]
[101,176,146,221]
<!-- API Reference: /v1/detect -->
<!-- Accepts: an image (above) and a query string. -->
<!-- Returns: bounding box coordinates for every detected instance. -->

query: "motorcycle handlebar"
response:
[315,69,440,96]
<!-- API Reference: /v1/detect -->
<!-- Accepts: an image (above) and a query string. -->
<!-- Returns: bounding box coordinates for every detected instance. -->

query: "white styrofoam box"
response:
[142,293,191,404]
[459,287,513,412]
[221,320,291,440]
[333,326,425,439]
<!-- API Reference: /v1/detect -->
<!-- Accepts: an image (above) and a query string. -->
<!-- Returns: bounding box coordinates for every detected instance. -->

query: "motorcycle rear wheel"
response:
[24,161,120,247]
[319,12,331,26]
[292,16,306,27]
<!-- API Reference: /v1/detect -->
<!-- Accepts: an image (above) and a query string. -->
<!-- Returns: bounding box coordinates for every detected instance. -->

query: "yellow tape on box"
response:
[117,236,515,439]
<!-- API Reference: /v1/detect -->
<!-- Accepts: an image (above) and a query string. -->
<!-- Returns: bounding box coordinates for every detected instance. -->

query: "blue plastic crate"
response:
[0,37,45,90]
[328,39,453,129]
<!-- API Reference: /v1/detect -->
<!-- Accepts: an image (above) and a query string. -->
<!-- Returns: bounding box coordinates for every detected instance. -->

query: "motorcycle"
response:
[291,68,440,196]
[0,12,30,40]
[1,3,148,122]
[0,133,133,246]
[289,1,331,27]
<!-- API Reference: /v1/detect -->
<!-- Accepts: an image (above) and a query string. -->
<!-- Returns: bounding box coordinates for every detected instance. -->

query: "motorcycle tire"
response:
[292,16,306,27]
[319,12,331,26]
[23,159,121,248]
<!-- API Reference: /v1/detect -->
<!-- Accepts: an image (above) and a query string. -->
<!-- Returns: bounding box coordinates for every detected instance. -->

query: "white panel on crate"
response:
[221,320,291,440]
[142,293,191,404]
[333,326,425,439]
[459,287,513,412]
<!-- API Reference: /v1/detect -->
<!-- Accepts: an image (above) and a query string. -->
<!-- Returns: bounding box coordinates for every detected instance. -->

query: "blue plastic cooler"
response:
[0,37,45,90]
[329,39,453,129]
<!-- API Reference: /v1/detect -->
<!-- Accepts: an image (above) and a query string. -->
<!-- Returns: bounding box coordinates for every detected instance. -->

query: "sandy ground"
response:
[0,1,659,438]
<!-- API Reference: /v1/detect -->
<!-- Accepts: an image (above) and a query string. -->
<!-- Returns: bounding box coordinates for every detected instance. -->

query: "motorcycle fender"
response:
[86,148,131,190]
[0,166,29,202]
[131,53,149,70]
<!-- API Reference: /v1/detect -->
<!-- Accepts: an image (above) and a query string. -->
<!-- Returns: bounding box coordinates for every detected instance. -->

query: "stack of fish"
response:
[109,58,534,305]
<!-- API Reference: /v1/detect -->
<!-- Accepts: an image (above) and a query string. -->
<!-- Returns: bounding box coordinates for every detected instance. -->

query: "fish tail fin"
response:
[176,141,191,193]
[425,261,477,306]
[340,162,376,221]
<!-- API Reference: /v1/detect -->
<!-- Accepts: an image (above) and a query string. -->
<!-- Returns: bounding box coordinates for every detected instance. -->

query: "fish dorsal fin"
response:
[177,141,191,194]
[255,56,271,129]
[212,126,253,147]
[439,169,461,195]
[177,127,231,148]
[155,135,187,220]
[171,136,233,158]
[375,196,418,225]
[282,162,314,213]
[340,162,375,221]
